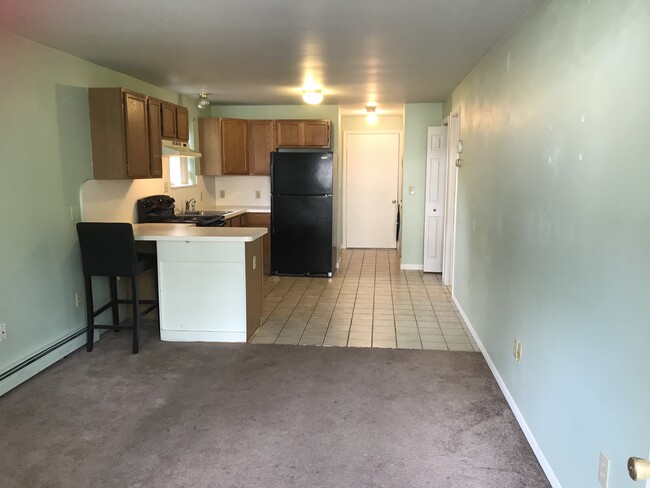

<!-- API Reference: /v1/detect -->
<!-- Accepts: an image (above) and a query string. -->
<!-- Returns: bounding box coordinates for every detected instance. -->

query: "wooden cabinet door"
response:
[161,102,177,139]
[220,118,248,175]
[276,120,303,147]
[304,120,331,147]
[123,92,150,178]
[176,106,189,141]
[244,213,271,274]
[197,118,222,176]
[248,120,275,175]
[147,98,162,178]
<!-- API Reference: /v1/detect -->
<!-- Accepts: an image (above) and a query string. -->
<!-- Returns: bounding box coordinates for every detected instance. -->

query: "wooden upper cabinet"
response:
[198,118,221,175]
[160,102,189,141]
[198,118,248,176]
[147,98,163,178]
[221,118,248,175]
[199,117,330,176]
[161,102,177,139]
[304,120,331,147]
[275,120,303,147]
[123,92,150,178]
[89,87,160,180]
[248,120,275,175]
[275,119,331,148]
[176,106,189,141]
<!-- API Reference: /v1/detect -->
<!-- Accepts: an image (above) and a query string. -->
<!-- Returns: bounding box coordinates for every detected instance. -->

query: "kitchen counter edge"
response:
[133,223,267,242]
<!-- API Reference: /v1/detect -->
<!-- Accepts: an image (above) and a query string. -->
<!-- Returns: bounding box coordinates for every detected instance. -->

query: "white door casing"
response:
[442,108,461,286]
[345,132,400,249]
[423,126,447,272]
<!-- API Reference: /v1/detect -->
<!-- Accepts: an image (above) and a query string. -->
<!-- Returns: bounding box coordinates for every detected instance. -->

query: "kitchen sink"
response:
[182,210,234,216]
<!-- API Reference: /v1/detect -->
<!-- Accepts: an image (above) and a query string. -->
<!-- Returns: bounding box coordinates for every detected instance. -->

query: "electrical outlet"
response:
[255,190,261,199]
[514,339,522,363]
[252,255,257,270]
[598,451,610,488]
[0,322,6,342]
[163,182,170,193]
[219,190,225,199]
[75,292,82,308]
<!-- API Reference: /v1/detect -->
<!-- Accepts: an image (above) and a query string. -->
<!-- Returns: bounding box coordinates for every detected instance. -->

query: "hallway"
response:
[252,249,479,351]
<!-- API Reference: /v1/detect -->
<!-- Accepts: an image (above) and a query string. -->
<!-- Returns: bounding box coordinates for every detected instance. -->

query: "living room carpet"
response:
[0,326,550,488]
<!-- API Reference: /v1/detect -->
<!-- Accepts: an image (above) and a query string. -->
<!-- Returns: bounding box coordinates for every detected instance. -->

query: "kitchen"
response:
[79,88,341,347]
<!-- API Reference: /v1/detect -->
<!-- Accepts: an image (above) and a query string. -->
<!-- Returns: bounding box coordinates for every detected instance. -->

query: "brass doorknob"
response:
[628,457,650,481]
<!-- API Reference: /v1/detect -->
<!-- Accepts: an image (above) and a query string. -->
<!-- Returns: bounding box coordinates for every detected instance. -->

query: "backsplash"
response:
[211,175,271,207]
[81,176,214,222]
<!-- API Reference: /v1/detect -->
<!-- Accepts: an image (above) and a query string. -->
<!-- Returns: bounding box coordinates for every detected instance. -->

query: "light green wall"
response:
[447,1,650,486]
[0,29,196,385]
[340,115,404,132]
[401,103,442,266]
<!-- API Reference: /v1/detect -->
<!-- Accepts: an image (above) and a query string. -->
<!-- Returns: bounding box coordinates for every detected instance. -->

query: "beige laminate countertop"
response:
[191,206,271,219]
[133,223,267,242]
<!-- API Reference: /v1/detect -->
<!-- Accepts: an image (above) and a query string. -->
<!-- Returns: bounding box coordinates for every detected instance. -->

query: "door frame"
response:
[442,107,461,287]
[342,130,403,250]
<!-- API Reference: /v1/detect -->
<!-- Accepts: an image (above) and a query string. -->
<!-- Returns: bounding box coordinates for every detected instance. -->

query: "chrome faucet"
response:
[185,198,197,214]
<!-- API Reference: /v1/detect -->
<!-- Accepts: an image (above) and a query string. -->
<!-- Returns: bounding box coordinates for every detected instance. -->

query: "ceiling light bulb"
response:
[366,106,378,124]
[303,90,324,105]
[197,93,210,109]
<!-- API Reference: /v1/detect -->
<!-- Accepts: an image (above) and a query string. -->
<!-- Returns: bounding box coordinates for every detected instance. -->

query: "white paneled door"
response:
[423,126,447,272]
[346,132,400,249]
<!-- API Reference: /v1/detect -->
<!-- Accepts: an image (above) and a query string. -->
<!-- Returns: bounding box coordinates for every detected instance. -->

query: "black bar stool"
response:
[76,222,158,354]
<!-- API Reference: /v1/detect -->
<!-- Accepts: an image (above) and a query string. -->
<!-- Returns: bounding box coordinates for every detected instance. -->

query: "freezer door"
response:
[271,195,333,275]
[271,152,332,195]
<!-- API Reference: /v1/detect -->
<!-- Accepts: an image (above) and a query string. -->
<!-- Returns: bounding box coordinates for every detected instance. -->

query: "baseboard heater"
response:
[0,328,86,383]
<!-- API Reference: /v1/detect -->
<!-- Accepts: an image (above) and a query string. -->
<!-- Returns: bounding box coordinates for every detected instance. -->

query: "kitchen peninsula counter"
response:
[133,224,267,343]
[133,223,267,241]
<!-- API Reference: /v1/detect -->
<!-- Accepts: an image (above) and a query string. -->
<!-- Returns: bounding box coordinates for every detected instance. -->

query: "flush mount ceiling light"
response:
[197,93,210,109]
[302,89,324,105]
[366,105,378,124]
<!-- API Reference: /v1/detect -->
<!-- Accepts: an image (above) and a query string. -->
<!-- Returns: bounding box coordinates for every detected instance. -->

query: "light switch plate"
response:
[408,186,415,195]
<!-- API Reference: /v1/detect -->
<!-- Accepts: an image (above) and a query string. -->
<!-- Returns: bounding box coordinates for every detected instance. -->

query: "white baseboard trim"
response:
[0,328,87,397]
[451,294,562,488]
[400,264,423,270]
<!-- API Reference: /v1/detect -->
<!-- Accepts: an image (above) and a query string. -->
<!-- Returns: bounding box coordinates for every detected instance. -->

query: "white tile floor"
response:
[250,249,480,352]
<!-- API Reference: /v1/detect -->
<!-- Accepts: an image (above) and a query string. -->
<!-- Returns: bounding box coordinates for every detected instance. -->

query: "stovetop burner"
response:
[136,195,225,227]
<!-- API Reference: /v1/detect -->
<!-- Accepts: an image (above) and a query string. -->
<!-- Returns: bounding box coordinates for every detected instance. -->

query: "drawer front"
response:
[245,212,270,226]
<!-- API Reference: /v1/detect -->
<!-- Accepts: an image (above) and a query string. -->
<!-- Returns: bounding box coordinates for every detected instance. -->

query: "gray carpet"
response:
[0,324,550,488]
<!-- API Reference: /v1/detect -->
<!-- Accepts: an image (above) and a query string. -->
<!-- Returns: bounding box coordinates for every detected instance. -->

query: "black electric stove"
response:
[136,195,225,227]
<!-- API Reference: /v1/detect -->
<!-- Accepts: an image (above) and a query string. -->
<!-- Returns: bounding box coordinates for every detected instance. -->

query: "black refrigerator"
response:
[271,151,336,277]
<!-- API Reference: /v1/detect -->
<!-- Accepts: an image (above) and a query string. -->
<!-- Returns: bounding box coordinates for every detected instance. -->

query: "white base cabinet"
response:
[154,238,263,342]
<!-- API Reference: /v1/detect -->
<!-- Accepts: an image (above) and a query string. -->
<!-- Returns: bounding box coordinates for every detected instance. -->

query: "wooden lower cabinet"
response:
[243,212,271,275]
[227,215,242,227]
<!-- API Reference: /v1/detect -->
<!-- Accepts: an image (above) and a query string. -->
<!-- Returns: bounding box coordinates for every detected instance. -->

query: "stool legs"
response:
[131,277,140,354]
[84,276,94,352]
[110,276,120,332]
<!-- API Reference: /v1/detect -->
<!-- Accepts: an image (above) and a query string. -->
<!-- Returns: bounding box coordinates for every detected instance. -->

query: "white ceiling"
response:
[0,0,539,113]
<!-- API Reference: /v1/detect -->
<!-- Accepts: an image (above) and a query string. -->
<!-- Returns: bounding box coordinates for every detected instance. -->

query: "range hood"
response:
[161,139,202,158]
